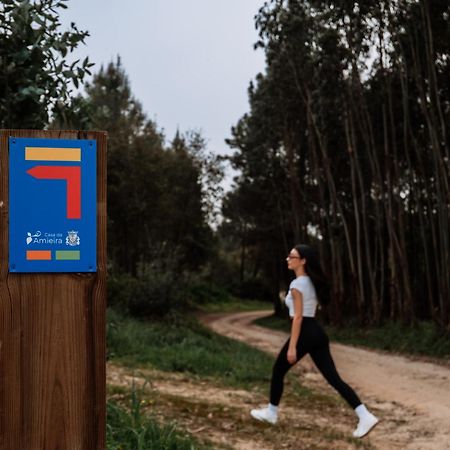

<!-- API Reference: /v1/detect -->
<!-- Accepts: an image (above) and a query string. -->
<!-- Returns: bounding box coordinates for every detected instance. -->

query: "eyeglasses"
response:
[286,255,301,259]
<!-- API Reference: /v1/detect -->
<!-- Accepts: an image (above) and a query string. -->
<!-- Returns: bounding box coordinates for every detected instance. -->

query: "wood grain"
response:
[0,130,107,450]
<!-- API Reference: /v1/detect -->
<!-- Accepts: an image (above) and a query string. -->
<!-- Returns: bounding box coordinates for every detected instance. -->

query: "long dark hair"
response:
[294,244,330,306]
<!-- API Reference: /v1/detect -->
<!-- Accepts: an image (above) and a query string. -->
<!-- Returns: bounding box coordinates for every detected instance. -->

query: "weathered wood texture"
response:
[0,130,107,450]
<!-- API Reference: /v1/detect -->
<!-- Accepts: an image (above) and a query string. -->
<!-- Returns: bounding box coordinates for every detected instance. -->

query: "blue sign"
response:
[9,137,97,272]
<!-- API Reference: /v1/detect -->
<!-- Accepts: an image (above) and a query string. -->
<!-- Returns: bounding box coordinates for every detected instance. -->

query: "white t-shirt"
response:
[285,276,318,318]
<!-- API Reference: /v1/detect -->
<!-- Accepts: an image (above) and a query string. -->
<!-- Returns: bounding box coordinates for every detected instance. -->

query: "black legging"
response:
[270,317,361,409]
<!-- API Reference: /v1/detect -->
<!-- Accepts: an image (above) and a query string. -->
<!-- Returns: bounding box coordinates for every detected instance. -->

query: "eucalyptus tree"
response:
[225,0,449,327]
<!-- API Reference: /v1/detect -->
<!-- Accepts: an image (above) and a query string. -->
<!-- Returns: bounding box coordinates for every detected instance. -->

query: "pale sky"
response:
[60,0,266,170]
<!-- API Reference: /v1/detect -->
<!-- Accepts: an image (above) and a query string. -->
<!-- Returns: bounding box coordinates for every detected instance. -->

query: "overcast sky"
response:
[60,0,266,171]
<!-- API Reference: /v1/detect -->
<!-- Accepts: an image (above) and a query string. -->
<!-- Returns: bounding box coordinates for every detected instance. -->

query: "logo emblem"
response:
[66,230,80,246]
[26,231,41,245]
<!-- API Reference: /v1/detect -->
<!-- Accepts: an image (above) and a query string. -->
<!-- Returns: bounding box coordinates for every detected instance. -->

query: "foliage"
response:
[0,0,93,128]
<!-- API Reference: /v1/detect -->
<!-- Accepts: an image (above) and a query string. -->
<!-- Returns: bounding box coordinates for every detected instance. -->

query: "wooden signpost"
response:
[0,129,107,449]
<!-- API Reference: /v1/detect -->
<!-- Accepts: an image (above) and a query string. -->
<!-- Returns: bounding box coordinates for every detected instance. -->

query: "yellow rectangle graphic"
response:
[25,147,81,161]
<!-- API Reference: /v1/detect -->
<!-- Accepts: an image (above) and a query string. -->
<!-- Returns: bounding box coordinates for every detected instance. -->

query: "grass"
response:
[107,308,275,389]
[106,307,377,449]
[255,313,450,360]
[107,386,214,450]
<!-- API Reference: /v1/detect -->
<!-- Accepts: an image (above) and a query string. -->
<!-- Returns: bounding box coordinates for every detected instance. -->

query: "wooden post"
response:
[0,130,107,449]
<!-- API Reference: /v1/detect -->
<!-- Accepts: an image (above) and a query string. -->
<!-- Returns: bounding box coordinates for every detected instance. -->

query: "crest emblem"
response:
[66,230,80,246]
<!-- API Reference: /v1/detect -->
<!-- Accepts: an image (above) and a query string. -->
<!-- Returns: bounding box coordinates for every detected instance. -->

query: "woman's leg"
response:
[309,342,361,409]
[307,323,379,437]
[269,339,291,406]
[270,338,308,405]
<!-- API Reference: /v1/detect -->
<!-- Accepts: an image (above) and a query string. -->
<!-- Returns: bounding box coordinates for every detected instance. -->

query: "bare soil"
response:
[106,310,450,450]
[200,310,450,450]
[107,363,372,450]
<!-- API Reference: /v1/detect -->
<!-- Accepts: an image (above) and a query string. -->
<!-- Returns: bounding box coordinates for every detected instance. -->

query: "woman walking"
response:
[250,244,379,438]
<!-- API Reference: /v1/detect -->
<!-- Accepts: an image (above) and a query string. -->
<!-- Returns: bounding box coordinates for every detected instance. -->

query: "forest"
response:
[224,0,449,328]
[1,0,449,329]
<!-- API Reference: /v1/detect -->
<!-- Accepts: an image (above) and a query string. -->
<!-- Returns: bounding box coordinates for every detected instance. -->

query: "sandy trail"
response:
[200,310,450,450]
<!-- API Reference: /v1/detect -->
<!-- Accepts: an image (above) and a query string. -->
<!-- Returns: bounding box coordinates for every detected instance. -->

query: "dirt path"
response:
[107,362,373,450]
[200,310,450,450]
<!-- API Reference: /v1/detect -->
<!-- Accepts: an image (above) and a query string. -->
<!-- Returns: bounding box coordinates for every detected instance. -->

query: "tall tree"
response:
[225,0,449,327]
[63,59,215,275]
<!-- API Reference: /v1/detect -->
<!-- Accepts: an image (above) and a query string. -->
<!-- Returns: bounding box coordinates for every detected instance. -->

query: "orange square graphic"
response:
[26,250,52,260]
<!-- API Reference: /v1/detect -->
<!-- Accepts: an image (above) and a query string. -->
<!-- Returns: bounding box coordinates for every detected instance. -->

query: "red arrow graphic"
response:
[27,166,81,219]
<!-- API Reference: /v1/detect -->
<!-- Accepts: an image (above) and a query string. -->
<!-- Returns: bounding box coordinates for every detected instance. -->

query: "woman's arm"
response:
[287,288,303,364]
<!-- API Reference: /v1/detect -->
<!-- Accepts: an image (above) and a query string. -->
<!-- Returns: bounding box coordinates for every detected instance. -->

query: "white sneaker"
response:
[250,407,277,425]
[353,413,379,438]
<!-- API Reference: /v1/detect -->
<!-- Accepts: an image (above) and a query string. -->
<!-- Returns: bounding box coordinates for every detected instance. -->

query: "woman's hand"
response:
[287,347,297,364]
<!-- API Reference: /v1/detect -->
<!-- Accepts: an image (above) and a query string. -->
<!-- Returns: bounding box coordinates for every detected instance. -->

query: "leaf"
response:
[70,58,80,70]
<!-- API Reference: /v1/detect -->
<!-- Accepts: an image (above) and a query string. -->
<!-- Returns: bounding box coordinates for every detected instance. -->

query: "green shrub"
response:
[108,272,140,313]
[186,281,232,305]
[108,264,187,318]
